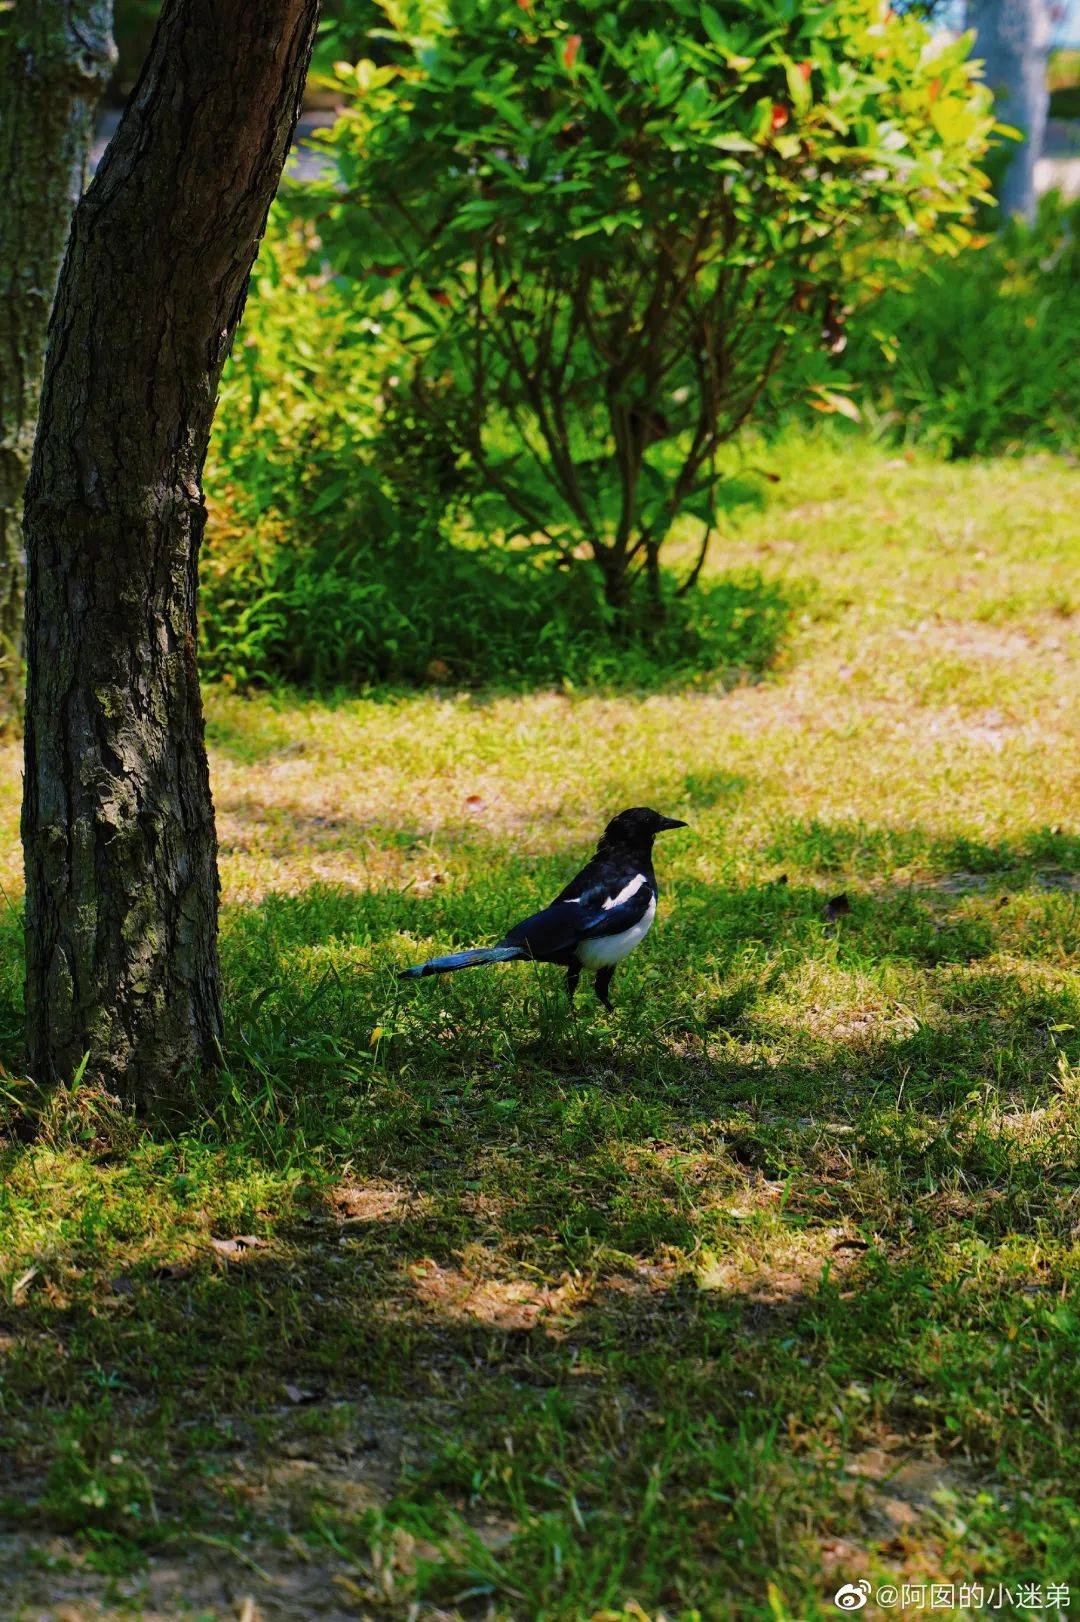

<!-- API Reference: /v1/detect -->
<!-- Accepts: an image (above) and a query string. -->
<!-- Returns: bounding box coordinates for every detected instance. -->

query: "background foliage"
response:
[298,0,994,616]
[202,194,1078,690]
[840,192,1080,457]
[108,1,1077,692]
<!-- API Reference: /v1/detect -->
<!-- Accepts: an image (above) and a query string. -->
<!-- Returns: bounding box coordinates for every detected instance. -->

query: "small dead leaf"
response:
[283,1381,321,1407]
[563,33,582,69]
[847,1446,892,1480]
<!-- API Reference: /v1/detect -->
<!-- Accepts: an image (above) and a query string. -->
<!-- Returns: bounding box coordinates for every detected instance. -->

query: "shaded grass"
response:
[0,434,1078,1618]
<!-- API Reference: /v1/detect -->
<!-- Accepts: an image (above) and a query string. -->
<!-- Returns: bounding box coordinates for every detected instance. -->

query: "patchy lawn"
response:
[0,435,1077,1619]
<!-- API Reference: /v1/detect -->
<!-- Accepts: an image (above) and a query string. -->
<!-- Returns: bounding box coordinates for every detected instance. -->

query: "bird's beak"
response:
[657,816,688,831]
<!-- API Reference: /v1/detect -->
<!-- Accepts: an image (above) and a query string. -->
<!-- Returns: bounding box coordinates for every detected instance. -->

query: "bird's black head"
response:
[598,807,688,854]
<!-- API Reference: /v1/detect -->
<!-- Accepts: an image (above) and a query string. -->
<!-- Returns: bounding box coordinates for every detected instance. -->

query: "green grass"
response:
[0,433,1077,1618]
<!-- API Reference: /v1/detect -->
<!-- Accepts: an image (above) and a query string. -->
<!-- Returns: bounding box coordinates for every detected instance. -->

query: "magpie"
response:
[399,807,687,1006]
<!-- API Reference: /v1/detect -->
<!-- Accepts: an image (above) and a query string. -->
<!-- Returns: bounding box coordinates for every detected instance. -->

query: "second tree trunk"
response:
[0,0,115,715]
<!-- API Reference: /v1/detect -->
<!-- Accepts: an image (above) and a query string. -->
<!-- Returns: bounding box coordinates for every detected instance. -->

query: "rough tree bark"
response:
[968,0,1053,222]
[22,0,320,1100]
[0,0,115,716]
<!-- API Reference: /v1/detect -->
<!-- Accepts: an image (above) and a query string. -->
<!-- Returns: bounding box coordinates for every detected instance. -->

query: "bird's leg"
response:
[594,966,615,1009]
[566,963,581,1003]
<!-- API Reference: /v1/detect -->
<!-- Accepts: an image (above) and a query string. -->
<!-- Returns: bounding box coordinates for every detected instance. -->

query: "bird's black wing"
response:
[554,853,606,903]
[497,899,585,963]
[497,873,654,962]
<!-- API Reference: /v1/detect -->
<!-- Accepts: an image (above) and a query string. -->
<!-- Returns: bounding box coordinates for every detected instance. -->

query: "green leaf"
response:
[701,6,730,48]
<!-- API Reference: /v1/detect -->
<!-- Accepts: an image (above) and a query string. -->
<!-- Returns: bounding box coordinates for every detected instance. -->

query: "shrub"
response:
[303,0,995,620]
[200,493,795,691]
[203,216,793,690]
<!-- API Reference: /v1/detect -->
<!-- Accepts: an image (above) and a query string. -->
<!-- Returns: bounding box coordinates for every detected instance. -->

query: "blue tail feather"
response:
[399,945,524,980]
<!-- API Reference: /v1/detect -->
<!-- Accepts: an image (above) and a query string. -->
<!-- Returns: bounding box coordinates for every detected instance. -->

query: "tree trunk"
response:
[968,0,1053,222]
[0,0,115,718]
[596,546,633,628]
[22,0,320,1101]
[644,539,665,623]
[595,544,668,631]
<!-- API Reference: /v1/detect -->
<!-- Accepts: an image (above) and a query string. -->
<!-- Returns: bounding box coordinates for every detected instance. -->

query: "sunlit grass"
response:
[0,432,1077,1617]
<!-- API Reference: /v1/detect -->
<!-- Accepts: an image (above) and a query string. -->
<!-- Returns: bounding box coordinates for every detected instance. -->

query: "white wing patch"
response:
[603,873,647,910]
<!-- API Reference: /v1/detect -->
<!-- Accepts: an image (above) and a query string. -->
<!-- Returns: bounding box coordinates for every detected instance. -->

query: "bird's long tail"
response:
[398,945,524,980]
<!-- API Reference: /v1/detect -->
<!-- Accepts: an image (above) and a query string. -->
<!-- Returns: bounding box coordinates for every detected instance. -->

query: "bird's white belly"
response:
[576,896,656,968]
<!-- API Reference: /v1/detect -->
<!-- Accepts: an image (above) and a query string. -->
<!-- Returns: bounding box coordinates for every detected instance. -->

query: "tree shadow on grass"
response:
[0,978,1075,1616]
[0,1228,874,1611]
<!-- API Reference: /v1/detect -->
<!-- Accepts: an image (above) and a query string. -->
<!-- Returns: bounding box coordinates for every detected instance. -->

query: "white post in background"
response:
[968,0,1055,221]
